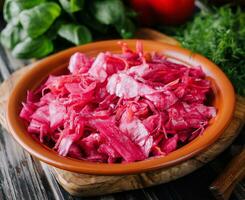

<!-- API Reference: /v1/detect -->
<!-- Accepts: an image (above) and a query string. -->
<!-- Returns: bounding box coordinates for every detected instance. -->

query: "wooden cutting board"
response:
[0,28,244,197]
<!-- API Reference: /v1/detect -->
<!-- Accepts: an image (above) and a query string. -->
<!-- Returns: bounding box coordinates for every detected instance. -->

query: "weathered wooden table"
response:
[0,22,244,200]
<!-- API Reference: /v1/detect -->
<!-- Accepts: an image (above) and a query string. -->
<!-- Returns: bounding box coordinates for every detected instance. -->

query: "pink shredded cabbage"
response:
[20,41,216,163]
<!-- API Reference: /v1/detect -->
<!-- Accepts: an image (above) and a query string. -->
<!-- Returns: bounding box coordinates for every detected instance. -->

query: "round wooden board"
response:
[51,101,244,197]
[0,29,244,197]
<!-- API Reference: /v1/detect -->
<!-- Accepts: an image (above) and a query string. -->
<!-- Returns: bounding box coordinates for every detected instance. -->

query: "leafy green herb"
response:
[58,24,92,45]
[59,0,84,14]
[91,0,125,25]
[116,18,135,39]
[3,0,45,23]
[45,19,65,40]
[79,10,109,34]
[19,2,61,38]
[1,0,135,59]
[0,23,27,49]
[159,6,245,95]
[12,36,54,58]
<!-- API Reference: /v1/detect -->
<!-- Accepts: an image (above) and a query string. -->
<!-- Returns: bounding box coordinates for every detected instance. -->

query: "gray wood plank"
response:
[40,163,66,200]
[0,55,10,80]
[0,126,54,200]
[141,189,160,200]
[0,73,3,82]
[5,50,27,71]
[0,44,13,74]
[234,182,245,200]
[0,42,67,200]
[0,48,56,200]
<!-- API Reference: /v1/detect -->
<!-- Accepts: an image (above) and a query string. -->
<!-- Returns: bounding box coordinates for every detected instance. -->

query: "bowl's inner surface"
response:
[8,40,234,175]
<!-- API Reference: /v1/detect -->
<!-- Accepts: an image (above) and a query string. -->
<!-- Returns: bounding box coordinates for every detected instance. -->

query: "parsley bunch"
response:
[160,6,245,95]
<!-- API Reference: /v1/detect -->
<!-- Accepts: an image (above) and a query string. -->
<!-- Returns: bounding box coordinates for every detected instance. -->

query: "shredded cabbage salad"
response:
[20,41,216,163]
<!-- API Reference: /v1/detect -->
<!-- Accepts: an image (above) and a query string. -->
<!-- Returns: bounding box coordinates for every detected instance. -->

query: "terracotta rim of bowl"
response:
[7,40,235,175]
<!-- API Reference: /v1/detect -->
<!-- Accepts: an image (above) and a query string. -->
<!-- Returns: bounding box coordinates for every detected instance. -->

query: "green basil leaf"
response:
[91,0,125,25]
[0,23,27,49]
[45,19,64,40]
[59,0,84,13]
[116,18,135,39]
[58,24,92,45]
[20,2,61,38]
[12,36,53,58]
[78,10,109,33]
[3,0,45,23]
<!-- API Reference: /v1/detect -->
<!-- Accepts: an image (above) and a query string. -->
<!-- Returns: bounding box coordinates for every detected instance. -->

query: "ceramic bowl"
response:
[7,40,235,175]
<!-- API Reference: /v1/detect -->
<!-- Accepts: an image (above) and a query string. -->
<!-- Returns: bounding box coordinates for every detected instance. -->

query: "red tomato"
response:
[130,0,195,25]
[148,0,195,25]
[129,0,156,25]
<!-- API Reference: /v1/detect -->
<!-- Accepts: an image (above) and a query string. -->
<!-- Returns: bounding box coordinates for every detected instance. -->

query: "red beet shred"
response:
[20,41,216,163]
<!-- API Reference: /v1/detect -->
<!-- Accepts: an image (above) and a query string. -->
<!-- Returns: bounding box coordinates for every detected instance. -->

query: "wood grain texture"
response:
[52,97,245,196]
[210,148,245,200]
[0,66,30,130]
[0,62,245,197]
[0,73,55,199]
[0,43,63,200]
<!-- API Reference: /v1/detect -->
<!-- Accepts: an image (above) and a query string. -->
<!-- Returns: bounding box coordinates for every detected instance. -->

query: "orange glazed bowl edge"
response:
[7,40,235,175]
